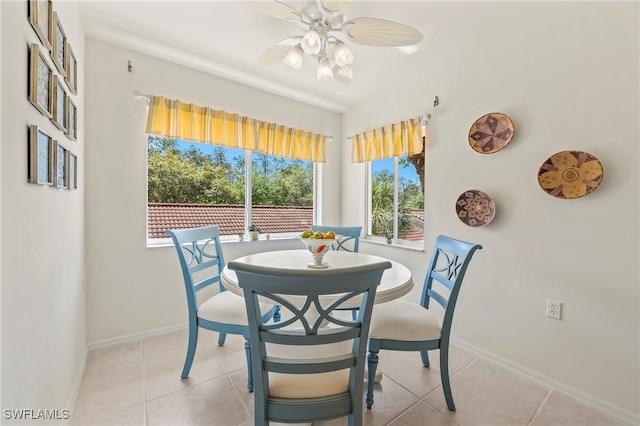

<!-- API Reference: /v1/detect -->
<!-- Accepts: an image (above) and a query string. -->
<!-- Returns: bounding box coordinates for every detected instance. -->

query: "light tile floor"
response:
[72,329,622,426]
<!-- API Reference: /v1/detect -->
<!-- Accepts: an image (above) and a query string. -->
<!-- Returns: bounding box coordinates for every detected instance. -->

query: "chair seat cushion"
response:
[198,291,271,326]
[267,341,351,399]
[369,300,442,341]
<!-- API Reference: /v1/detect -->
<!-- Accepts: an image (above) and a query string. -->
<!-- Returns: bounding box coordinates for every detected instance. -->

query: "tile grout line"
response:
[527,389,552,425]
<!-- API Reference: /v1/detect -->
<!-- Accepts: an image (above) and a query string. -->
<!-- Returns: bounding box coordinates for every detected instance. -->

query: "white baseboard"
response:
[65,344,88,424]
[87,322,188,350]
[451,337,639,426]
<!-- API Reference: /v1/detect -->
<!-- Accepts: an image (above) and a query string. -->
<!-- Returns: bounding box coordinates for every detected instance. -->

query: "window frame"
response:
[146,138,318,246]
[365,156,424,248]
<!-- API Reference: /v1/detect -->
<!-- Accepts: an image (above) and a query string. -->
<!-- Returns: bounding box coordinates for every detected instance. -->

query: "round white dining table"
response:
[221,249,414,307]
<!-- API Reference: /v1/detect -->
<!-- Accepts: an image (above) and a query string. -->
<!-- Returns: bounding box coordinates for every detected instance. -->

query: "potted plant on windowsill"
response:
[248,225,260,241]
[385,231,393,244]
[237,232,244,241]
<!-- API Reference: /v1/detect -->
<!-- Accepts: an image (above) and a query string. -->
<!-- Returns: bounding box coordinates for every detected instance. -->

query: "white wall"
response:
[0,1,86,420]
[343,1,639,417]
[84,39,342,346]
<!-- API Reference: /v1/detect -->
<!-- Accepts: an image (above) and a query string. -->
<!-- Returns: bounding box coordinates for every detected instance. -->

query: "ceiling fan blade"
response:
[341,17,423,47]
[246,0,302,22]
[317,0,351,15]
[258,36,302,65]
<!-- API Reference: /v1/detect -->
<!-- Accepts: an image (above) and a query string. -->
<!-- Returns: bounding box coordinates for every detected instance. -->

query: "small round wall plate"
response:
[468,113,514,154]
[456,190,496,227]
[538,150,604,199]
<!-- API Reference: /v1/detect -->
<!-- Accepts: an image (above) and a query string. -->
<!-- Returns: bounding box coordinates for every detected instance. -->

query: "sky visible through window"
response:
[372,157,420,183]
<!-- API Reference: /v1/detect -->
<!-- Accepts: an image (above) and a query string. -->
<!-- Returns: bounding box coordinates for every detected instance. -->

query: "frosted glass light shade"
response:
[333,42,354,67]
[317,57,334,80]
[284,46,304,69]
[336,64,353,81]
[301,30,322,55]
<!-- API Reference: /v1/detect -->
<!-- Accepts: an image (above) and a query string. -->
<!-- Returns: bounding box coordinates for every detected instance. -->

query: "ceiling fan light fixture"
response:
[336,64,353,81]
[317,57,334,80]
[333,41,353,67]
[284,45,304,69]
[301,30,322,55]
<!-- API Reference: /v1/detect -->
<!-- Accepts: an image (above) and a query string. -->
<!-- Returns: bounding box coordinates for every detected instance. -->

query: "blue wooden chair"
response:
[229,259,392,426]
[366,235,482,411]
[311,225,362,253]
[166,225,278,392]
[311,225,363,320]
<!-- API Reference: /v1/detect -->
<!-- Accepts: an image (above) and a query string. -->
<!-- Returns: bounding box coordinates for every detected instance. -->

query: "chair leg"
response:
[366,349,379,408]
[181,324,198,379]
[351,309,358,321]
[217,332,227,346]
[420,350,430,367]
[440,345,456,411]
[244,337,254,393]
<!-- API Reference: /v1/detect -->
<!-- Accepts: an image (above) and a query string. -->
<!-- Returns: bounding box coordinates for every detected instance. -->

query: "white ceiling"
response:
[80,1,475,112]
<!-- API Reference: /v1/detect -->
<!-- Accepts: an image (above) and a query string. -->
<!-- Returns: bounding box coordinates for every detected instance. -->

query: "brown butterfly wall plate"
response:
[468,113,514,154]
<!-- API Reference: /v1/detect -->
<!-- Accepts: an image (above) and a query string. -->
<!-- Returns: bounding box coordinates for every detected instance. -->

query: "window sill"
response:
[146,234,301,249]
[361,238,425,252]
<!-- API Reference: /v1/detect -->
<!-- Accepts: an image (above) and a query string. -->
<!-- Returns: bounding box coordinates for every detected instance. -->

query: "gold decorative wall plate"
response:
[538,150,604,199]
[468,113,514,154]
[456,190,495,227]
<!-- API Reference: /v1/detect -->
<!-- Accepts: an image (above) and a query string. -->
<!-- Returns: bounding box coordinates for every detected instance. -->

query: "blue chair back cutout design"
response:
[230,260,391,426]
[311,225,362,252]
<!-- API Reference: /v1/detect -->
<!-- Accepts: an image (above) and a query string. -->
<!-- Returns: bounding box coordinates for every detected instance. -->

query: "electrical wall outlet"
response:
[546,299,562,320]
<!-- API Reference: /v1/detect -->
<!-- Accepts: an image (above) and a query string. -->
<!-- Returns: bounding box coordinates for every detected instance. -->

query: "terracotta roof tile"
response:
[148,203,313,238]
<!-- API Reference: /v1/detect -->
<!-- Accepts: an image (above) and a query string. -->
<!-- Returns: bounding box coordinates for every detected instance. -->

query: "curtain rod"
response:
[346,113,431,141]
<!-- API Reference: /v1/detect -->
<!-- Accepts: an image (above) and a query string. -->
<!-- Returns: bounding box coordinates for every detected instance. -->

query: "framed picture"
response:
[66,97,77,141]
[64,42,77,95]
[28,125,54,185]
[53,141,68,189]
[28,43,53,118]
[28,0,52,51]
[49,11,67,77]
[68,153,78,189]
[51,76,67,132]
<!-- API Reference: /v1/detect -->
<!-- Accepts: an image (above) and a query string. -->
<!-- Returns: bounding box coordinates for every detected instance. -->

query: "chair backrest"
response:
[311,225,362,252]
[229,260,391,424]
[166,226,226,317]
[421,235,482,342]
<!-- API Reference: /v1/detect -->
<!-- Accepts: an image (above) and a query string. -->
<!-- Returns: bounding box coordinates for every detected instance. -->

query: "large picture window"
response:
[367,139,424,243]
[147,136,315,241]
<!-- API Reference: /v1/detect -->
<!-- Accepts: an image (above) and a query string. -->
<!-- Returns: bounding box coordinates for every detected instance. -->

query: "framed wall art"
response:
[53,141,68,189]
[28,0,52,51]
[66,97,77,141]
[51,76,67,132]
[64,42,77,95]
[28,43,53,118]
[28,125,54,185]
[68,153,78,189]
[49,11,67,77]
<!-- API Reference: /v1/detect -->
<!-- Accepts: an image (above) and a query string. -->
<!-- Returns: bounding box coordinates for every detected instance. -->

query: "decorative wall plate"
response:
[538,150,603,199]
[456,190,495,227]
[468,113,514,154]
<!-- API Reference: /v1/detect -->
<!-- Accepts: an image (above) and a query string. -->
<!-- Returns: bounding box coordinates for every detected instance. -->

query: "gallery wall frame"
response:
[64,42,77,95]
[51,76,68,132]
[53,140,68,189]
[68,153,78,190]
[28,125,55,185]
[28,43,54,118]
[66,97,77,141]
[28,0,53,51]
[49,11,67,77]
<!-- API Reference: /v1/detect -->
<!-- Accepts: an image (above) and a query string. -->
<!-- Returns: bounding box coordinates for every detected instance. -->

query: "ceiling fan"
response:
[251,0,423,84]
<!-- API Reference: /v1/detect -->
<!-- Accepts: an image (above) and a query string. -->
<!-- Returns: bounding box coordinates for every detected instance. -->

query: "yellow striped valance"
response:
[145,96,326,162]
[351,118,422,163]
